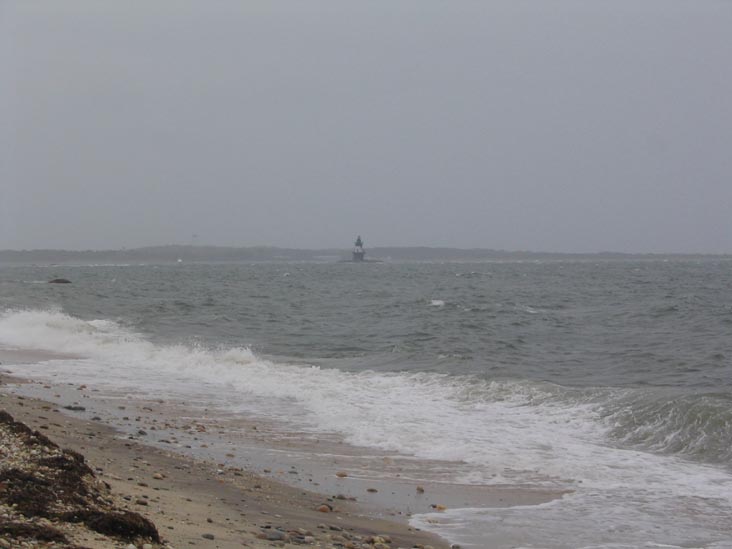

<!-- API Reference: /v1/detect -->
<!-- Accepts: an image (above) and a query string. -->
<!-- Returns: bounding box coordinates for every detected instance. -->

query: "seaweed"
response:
[0,468,54,517]
[38,450,94,477]
[0,410,57,447]
[59,509,160,542]
[1,409,161,545]
[0,521,69,543]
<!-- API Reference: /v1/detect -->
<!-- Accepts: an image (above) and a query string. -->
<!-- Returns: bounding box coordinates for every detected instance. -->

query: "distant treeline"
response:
[0,245,727,264]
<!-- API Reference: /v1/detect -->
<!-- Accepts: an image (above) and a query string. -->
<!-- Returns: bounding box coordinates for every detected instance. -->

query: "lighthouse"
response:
[352,236,365,262]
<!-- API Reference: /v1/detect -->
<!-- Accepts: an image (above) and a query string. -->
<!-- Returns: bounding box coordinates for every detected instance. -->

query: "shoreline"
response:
[0,362,452,548]
[0,348,563,548]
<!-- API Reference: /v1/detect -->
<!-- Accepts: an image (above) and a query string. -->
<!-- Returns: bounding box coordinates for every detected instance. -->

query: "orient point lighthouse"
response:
[352,235,365,262]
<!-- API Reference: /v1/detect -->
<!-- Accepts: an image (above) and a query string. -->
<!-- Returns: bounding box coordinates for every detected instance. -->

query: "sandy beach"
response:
[0,350,454,549]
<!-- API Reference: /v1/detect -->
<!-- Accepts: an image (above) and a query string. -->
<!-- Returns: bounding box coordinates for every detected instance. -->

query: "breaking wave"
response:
[2,308,732,547]
[0,309,729,469]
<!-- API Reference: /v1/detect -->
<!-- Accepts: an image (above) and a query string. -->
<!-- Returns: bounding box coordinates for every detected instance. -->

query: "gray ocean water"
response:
[1,259,731,548]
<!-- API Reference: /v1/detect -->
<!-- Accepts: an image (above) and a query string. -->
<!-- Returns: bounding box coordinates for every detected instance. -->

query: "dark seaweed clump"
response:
[0,410,160,545]
[59,509,160,542]
[0,521,69,543]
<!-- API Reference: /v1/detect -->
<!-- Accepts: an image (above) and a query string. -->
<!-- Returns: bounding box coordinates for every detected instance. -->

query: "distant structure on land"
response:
[352,236,365,262]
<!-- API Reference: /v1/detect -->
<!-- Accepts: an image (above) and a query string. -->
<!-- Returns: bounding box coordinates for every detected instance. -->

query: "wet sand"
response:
[0,349,561,548]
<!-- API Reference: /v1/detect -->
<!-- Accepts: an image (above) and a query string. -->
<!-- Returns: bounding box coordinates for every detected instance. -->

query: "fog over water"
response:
[2,1,731,253]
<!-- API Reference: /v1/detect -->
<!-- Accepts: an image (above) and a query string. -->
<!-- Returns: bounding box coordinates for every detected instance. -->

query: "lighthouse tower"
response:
[352,236,365,262]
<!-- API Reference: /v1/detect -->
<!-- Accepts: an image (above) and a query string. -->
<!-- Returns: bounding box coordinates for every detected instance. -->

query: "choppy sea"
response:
[1,259,731,548]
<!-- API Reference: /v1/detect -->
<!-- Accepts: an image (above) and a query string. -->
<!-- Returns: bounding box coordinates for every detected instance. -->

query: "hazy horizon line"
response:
[1,243,730,257]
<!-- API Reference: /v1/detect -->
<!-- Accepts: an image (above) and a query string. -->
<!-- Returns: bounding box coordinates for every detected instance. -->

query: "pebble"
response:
[266,530,288,541]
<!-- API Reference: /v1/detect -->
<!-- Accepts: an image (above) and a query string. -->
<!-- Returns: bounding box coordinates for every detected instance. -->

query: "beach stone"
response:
[63,405,86,411]
[266,530,288,541]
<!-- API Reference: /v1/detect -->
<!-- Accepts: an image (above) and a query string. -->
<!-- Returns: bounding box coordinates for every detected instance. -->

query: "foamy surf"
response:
[1,308,732,548]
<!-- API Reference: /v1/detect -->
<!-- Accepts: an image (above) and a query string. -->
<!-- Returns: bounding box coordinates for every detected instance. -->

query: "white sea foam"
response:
[412,496,732,549]
[2,308,731,548]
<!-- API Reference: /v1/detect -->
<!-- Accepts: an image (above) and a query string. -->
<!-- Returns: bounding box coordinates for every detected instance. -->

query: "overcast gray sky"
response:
[1,1,731,253]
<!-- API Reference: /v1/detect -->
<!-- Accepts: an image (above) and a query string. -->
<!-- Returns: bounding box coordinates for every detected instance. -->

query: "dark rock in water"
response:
[48,278,71,284]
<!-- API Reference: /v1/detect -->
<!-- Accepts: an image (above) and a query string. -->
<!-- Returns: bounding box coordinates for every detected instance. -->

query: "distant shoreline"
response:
[1,244,730,264]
